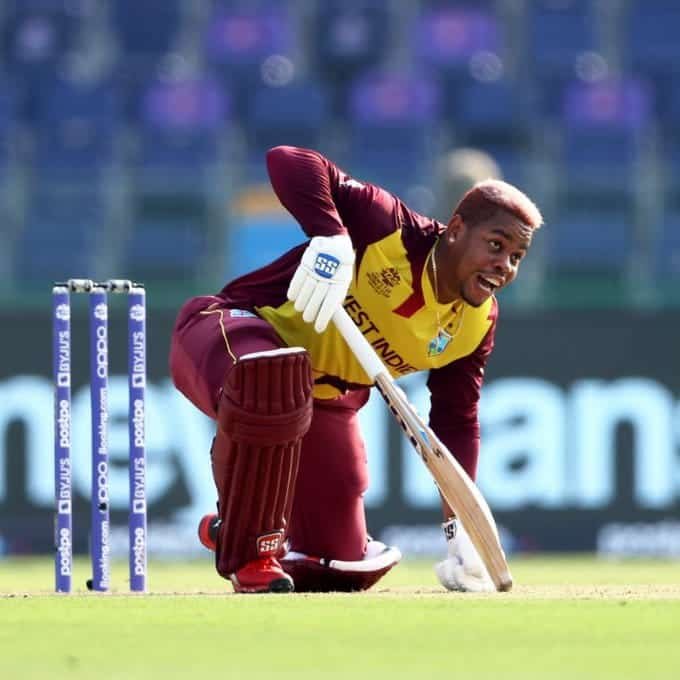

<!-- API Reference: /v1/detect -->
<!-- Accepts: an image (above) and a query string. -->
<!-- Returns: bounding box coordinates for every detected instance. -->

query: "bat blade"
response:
[374,375,512,592]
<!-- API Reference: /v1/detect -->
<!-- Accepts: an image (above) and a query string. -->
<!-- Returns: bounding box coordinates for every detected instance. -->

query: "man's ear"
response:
[446,213,464,242]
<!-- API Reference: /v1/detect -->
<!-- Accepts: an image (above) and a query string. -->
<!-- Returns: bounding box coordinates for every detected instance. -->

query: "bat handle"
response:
[332,307,390,383]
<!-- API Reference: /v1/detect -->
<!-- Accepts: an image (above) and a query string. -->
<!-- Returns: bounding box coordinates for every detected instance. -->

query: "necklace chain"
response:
[429,239,443,331]
[428,238,464,339]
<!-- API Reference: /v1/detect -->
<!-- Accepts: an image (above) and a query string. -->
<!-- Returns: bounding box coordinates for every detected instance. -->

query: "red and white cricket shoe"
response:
[198,515,293,593]
[230,557,294,594]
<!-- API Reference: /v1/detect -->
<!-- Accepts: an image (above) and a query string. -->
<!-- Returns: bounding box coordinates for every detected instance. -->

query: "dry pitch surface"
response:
[1,556,679,679]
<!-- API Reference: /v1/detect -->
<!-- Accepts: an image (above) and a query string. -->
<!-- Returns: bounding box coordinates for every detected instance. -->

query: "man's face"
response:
[437,209,534,307]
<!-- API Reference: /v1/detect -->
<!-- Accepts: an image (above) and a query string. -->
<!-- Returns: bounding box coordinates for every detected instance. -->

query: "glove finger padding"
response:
[287,264,307,301]
[294,276,318,313]
[315,282,345,333]
[435,558,494,593]
[302,281,329,324]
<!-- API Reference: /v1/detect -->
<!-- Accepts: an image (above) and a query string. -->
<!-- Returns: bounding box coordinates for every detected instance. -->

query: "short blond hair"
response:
[453,179,543,230]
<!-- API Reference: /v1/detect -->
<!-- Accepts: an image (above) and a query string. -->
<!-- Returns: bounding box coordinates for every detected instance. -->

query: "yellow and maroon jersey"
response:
[218,146,498,477]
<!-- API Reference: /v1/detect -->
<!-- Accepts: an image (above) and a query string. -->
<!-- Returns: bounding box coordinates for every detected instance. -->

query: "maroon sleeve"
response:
[426,299,498,481]
[266,146,347,237]
[266,146,399,248]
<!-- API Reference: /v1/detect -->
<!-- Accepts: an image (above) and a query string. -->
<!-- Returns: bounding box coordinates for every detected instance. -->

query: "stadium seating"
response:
[0,77,19,172]
[557,77,653,209]
[109,0,184,120]
[123,66,229,281]
[344,67,442,196]
[120,206,211,282]
[623,0,680,116]
[413,4,503,112]
[203,3,296,122]
[307,0,392,116]
[545,207,633,277]
[13,181,108,284]
[32,58,120,178]
[135,68,228,176]
[0,0,674,303]
[0,0,84,121]
[525,0,604,118]
[109,0,182,61]
[243,79,331,180]
[652,213,680,281]
[452,75,535,186]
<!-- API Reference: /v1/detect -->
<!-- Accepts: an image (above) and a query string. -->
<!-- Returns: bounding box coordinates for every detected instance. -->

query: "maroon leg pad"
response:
[211,349,313,577]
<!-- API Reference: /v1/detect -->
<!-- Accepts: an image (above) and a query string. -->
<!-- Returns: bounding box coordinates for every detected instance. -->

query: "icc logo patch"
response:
[55,304,70,321]
[130,304,145,322]
[94,303,108,321]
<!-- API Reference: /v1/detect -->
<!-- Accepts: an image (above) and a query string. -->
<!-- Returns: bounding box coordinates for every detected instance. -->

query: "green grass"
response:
[2,556,679,679]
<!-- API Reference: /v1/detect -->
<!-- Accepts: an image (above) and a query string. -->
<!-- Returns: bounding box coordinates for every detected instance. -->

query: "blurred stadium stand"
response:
[304,0,393,120]
[0,0,676,308]
[344,66,442,195]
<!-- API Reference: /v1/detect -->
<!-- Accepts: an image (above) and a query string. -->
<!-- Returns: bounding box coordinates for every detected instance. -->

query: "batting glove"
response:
[287,234,355,333]
[435,518,495,593]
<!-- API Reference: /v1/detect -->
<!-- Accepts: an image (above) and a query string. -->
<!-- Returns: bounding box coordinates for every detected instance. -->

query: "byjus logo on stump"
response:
[314,253,340,278]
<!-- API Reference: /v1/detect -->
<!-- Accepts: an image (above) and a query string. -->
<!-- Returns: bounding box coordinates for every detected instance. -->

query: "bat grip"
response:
[332,307,391,383]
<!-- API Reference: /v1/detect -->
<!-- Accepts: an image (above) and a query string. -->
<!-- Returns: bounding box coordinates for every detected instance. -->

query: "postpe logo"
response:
[55,304,70,321]
[57,398,70,448]
[57,528,71,575]
[132,527,146,576]
[130,304,145,322]
[132,399,145,448]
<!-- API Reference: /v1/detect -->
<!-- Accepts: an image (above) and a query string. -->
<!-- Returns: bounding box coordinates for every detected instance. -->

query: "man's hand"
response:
[434,518,495,592]
[288,234,355,333]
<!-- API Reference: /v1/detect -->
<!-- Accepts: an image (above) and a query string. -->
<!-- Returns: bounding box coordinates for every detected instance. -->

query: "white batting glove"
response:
[287,234,355,333]
[434,518,495,593]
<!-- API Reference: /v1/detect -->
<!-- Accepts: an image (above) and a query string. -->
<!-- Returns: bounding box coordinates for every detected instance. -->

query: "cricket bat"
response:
[333,307,513,592]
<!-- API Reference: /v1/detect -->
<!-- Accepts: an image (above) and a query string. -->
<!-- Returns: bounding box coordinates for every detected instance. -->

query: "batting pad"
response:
[212,347,313,577]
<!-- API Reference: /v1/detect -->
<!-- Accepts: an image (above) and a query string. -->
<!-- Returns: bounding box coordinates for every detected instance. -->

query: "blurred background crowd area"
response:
[0,0,679,309]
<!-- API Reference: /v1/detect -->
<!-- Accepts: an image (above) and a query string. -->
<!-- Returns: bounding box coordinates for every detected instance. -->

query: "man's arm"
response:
[267,146,405,332]
[428,306,499,592]
[266,146,348,238]
[266,145,399,247]
[427,300,497,501]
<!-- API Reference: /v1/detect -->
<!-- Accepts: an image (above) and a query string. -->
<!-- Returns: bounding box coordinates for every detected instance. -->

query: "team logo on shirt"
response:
[367,267,401,297]
[427,329,452,357]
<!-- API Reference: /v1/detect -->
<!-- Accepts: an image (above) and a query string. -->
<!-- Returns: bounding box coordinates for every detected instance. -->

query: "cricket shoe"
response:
[197,513,220,552]
[230,557,294,594]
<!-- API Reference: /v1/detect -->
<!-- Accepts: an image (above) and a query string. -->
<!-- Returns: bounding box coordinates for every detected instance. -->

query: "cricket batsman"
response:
[169,146,543,593]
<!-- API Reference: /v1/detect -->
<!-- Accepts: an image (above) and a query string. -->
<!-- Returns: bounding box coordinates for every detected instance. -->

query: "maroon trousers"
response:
[170,297,370,561]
